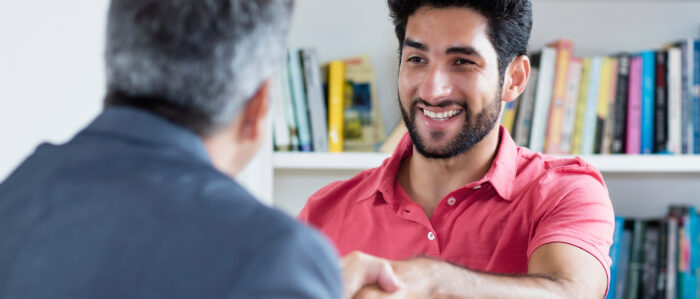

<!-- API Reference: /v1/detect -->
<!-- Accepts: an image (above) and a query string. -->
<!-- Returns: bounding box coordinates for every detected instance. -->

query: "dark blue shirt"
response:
[0,107,341,298]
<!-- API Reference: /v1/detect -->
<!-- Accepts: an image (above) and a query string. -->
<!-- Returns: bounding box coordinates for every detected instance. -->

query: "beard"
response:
[400,92,502,159]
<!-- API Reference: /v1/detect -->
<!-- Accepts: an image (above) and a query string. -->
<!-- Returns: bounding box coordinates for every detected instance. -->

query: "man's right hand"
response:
[340,251,405,299]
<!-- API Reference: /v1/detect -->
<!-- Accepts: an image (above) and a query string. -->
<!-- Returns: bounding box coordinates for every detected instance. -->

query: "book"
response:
[271,71,291,151]
[626,56,642,154]
[601,58,619,155]
[502,100,519,134]
[656,220,669,298]
[581,56,603,155]
[640,50,656,154]
[612,54,631,154]
[694,40,700,154]
[288,48,313,152]
[559,58,582,154]
[544,40,573,154]
[593,57,614,154]
[571,57,592,155]
[342,54,386,152]
[615,223,633,299]
[529,48,558,153]
[514,67,539,147]
[327,60,345,152]
[300,48,329,152]
[654,50,669,154]
[677,39,695,154]
[281,61,300,151]
[625,219,646,299]
[641,220,660,298]
[667,47,683,154]
[606,217,625,299]
[666,217,679,299]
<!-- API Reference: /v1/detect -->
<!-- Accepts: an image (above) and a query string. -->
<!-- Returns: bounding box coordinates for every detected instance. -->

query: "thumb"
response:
[374,261,405,292]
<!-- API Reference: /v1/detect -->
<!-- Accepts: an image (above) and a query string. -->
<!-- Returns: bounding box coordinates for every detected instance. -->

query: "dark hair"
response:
[388,0,532,79]
[104,0,293,136]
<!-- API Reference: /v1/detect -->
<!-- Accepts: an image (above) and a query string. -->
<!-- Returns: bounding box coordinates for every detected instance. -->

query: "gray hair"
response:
[105,0,293,135]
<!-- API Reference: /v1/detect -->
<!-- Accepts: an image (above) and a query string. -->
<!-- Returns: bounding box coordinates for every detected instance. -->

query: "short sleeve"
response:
[528,171,615,294]
[230,224,342,299]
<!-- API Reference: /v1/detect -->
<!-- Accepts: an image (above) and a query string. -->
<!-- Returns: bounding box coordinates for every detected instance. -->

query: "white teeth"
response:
[423,109,460,120]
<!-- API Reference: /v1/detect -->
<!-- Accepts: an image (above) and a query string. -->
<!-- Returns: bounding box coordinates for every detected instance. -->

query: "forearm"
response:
[410,258,583,299]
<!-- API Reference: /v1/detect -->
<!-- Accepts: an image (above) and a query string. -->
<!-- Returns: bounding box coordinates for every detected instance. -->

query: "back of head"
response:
[104,0,293,136]
[388,0,532,80]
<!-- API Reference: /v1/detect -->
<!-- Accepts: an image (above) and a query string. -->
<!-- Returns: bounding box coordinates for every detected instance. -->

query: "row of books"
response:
[270,48,385,153]
[503,39,700,155]
[607,206,699,299]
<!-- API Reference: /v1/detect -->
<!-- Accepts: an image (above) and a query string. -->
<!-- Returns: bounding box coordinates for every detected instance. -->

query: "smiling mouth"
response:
[421,108,463,121]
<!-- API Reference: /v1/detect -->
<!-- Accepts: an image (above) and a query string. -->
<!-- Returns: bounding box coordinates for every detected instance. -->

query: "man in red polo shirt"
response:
[299,0,615,298]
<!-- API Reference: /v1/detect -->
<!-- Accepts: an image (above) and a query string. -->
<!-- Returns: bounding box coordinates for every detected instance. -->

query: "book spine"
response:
[654,50,669,153]
[272,71,291,151]
[625,220,646,299]
[640,51,656,154]
[514,67,539,147]
[559,58,583,154]
[641,221,659,298]
[327,60,345,152]
[594,57,614,154]
[300,49,329,152]
[545,40,573,154]
[601,58,619,154]
[693,40,700,154]
[656,220,669,298]
[288,48,313,152]
[626,56,643,154]
[571,58,592,155]
[680,40,691,154]
[582,56,602,155]
[615,226,633,299]
[530,48,557,153]
[666,217,678,299]
[606,217,626,299]
[612,54,631,154]
[502,100,519,133]
[281,61,300,151]
[667,48,683,154]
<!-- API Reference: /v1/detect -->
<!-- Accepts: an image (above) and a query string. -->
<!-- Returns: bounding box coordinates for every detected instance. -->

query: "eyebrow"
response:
[403,38,483,58]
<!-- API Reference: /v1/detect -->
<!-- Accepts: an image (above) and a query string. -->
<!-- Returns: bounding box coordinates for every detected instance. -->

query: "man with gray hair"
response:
[0,0,341,298]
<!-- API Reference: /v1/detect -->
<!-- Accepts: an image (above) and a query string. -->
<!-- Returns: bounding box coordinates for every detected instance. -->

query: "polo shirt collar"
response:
[357,125,518,204]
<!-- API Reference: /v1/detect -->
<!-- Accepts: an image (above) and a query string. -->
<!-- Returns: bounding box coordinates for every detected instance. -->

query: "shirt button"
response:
[473,185,482,190]
[447,197,456,206]
[427,231,435,240]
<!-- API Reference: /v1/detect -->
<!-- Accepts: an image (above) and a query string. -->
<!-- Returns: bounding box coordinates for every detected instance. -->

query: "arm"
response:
[345,242,606,299]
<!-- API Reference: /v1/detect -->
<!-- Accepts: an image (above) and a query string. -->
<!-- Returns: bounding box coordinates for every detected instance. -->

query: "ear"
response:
[238,79,271,141]
[501,55,530,102]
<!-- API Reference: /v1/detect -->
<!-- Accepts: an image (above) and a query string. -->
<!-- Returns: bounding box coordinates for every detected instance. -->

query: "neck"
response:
[397,127,501,218]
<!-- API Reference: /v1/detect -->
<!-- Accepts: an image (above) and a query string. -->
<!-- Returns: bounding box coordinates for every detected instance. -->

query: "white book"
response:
[559,59,583,154]
[529,47,557,153]
[667,47,682,154]
[271,71,291,151]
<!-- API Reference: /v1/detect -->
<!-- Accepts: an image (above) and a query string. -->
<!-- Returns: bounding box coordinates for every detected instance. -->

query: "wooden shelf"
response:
[274,152,700,173]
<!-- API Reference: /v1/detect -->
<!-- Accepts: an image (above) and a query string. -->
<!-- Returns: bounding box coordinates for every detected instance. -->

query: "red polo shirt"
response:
[299,126,614,286]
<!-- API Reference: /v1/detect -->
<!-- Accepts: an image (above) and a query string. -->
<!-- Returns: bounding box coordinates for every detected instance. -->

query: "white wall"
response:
[0,0,271,203]
[0,0,109,181]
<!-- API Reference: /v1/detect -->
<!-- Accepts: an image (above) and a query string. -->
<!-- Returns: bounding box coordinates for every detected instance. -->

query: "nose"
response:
[419,64,453,104]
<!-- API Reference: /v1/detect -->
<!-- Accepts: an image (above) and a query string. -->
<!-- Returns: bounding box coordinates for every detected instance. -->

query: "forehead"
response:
[404,6,494,54]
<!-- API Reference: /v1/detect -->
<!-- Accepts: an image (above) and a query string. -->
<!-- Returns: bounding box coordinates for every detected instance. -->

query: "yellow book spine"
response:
[327,60,345,152]
[571,58,591,155]
[597,57,613,122]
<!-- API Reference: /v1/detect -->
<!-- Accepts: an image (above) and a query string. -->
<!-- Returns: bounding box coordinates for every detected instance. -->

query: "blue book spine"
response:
[582,57,602,155]
[287,48,313,152]
[606,217,625,299]
[688,207,698,299]
[640,51,656,154]
[693,41,700,154]
[615,229,632,299]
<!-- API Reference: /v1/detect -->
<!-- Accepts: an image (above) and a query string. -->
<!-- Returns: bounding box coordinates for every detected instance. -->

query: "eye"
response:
[407,56,426,63]
[455,58,475,65]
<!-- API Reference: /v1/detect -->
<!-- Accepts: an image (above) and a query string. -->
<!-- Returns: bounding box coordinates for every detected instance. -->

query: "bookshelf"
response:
[264,0,700,218]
